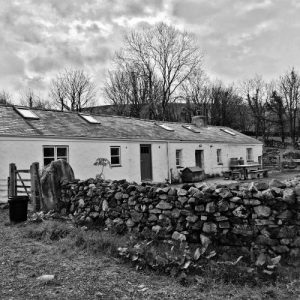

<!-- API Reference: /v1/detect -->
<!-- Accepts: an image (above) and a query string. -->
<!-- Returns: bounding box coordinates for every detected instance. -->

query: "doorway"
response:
[195,150,204,168]
[140,144,152,181]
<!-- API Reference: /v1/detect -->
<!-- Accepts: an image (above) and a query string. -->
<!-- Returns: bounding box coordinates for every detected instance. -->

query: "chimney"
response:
[191,115,207,127]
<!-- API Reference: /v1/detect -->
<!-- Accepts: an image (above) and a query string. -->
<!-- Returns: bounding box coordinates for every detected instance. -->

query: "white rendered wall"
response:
[0,137,169,185]
[168,142,263,177]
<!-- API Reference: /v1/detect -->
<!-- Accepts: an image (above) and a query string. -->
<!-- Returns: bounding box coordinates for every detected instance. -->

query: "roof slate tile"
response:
[0,105,262,144]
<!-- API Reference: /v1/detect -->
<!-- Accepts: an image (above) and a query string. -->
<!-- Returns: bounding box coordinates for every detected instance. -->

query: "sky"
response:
[1,0,300,105]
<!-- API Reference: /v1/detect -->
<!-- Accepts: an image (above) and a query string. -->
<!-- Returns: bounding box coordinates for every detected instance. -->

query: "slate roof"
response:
[0,105,262,144]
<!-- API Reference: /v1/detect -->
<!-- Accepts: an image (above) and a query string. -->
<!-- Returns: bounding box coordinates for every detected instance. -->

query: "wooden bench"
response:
[249,169,268,179]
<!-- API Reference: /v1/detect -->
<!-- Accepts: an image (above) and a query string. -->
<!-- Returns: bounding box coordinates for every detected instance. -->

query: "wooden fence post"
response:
[9,163,17,198]
[30,162,42,211]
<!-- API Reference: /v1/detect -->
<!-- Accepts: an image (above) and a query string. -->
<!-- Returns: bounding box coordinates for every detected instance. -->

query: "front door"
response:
[140,144,153,181]
[195,150,204,168]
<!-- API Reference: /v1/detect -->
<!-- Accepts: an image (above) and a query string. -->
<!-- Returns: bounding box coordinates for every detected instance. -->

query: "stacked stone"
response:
[60,177,300,258]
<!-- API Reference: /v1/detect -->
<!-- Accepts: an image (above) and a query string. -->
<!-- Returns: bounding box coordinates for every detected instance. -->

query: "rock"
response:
[294,185,300,196]
[195,205,205,212]
[291,237,300,247]
[149,208,161,214]
[232,224,253,236]
[178,196,188,205]
[277,226,297,239]
[254,206,271,217]
[255,181,269,191]
[40,159,75,211]
[186,215,198,223]
[230,196,242,204]
[271,187,283,197]
[256,235,277,246]
[205,202,216,213]
[152,225,162,233]
[131,211,143,222]
[172,231,186,241]
[171,208,181,218]
[233,205,249,218]
[248,182,258,192]
[114,192,123,200]
[216,216,228,222]
[243,199,261,206]
[269,179,286,189]
[156,200,173,210]
[126,219,135,227]
[113,218,125,233]
[148,214,158,222]
[159,194,168,200]
[177,188,188,196]
[272,245,289,254]
[102,199,109,211]
[262,189,274,200]
[254,219,275,226]
[282,188,296,204]
[255,253,267,266]
[202,222,217,233]
[78,199,85,208]
[219,221,230,229]
[188,197,195,204]
[128,197,136,206]
[277,210,293,219]
[89,212,99,219]
[217,200,229,212]
[218,188,233,199]
[37,274,55,282]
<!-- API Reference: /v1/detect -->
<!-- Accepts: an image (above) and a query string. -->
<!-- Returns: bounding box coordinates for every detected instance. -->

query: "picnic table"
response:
[230,163,261,180]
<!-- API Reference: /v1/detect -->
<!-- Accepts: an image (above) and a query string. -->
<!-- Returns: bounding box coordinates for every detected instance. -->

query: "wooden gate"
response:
[8,162,42,211]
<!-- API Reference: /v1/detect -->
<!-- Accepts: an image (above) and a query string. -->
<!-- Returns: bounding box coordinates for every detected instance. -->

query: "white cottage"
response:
[0,105,263,201]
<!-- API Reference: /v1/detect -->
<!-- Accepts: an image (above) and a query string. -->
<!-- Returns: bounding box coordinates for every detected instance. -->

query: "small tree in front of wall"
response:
[93,158,111,179]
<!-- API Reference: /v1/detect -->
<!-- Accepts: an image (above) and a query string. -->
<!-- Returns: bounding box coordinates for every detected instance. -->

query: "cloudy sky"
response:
[1,0,300,105]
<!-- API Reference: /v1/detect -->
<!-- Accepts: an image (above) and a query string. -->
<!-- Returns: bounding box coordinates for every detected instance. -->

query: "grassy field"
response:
[0,208,300,300]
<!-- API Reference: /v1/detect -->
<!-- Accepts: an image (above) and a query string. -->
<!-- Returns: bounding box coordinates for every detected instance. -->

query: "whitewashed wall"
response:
[0,136,263,202]
[0,137,169,185]
[168,142,263,177]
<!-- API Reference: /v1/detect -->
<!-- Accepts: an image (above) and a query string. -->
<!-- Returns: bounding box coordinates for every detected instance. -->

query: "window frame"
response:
[175,149,183,168]
[43,145,69,167]
[246,148,253,162]
[217,148,223,165]
[110,146,121,167]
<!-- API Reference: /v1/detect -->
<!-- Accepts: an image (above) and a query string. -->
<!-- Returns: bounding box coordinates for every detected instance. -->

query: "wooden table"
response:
[230,164,261,180]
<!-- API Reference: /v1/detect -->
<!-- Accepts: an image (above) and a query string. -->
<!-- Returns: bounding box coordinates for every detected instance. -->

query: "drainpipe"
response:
[166,141,171,183]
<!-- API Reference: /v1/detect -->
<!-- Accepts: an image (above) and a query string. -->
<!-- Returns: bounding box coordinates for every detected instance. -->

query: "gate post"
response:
[8,163,17,198]
[30,162,42,211]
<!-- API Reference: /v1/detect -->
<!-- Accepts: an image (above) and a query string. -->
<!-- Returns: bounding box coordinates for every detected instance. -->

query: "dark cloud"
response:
[0,0,300,103]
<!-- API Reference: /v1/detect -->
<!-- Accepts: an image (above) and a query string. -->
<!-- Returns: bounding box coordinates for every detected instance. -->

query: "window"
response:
[182,125,200,133]
[176,149,182,167]
[43,146,68,166]
[220,128,236,136]
[110,146,121,166]
[155,123,174,131]
[79,114,101,124]
[15,107,39,119]
[246,148,253,161]
[217,149,222,164]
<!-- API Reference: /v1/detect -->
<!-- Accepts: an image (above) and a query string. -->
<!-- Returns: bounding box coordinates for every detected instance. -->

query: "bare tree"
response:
[180,69,210,122]
[0,90,13,105]
[279,68,300,144]
[50,69,96,112]
[266,90,286,143]
[241,75,271,140]
[105,23,203,120]
[20,88,52,109]
[210,83,245,128]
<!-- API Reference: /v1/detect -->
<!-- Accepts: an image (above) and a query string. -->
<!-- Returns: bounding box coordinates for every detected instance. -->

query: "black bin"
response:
[8,196,29,223]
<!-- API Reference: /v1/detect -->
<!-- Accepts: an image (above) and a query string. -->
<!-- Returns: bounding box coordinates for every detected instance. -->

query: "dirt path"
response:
[0,208,297,300]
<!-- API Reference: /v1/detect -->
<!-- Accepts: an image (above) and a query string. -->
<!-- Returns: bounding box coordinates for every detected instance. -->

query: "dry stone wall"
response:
[60,177,300,259]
